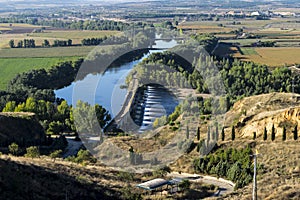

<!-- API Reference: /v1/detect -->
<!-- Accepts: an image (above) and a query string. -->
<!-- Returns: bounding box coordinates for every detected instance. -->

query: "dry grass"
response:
[29,30,119,40]
[220,140,300,200]
[0,23,43,28]
[0,29,120,48]
[0,154,142,199]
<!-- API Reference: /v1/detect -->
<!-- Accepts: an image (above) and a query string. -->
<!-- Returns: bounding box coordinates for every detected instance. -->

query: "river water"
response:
[55,37,178,131]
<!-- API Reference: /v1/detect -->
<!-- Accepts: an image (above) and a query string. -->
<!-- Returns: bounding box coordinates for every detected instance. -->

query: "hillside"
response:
[224,92,300,139]
[219,140,300,200]
[0,112,46,147]
[0,155,142,200]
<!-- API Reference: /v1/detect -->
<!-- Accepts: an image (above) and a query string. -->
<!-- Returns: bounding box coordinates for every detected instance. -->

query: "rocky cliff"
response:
[224,92,300,138]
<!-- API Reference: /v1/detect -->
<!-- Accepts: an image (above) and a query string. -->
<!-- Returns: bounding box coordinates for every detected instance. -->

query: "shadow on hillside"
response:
[0,158,120,200]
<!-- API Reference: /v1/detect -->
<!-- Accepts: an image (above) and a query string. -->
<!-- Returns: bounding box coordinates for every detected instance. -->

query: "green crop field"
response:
[0,57,81,90]
[241,48,258,55]
[0,46,95,58]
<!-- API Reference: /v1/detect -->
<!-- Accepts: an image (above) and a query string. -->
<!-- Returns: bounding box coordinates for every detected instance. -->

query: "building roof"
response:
[136,178,170,190]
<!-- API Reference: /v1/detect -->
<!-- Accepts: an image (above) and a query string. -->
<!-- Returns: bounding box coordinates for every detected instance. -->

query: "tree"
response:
[263,127,267,141]
[197,126,200,141]
[293,125,298,140]
[42,39,50,47]
[207,126,211,144]
[179,179,191,191]
[231,126,235,141]
[25,146,40,159]
[2,101,16,112]
[8,143,19,156]
[49,150,63,162]
[215,123,219,141]
[186,125,189,139]
[271,124,276,141]
[47,121,63,135]
[221,127,225,141]
[17,40,23,48]
[253,132,256,140]
[9,39,14,48]
[67,39,72,46]
[282,126,286,141]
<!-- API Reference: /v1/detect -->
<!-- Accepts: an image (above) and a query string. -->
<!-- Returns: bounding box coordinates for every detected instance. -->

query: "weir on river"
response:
[55,35,180,134]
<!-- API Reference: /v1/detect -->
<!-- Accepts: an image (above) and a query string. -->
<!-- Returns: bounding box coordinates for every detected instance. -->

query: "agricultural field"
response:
[0,57,81,90]
[0,23,122,91]
[178,18,299,34]
[178,21,236,34]
[0,46,95,58]
[234,47,300,67]
[214,42,300,67]
[29,30,120,40]
[0,23,120,48]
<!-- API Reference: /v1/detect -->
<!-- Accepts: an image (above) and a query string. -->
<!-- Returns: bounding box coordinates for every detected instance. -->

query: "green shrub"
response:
[49,149,63,161]
[8,143,19,156]
[25,146,40,159]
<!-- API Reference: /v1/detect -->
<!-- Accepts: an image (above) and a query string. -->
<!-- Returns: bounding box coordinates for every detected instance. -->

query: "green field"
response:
[0,46,95,58]
[0,57,80,90]
[241,48,258,55]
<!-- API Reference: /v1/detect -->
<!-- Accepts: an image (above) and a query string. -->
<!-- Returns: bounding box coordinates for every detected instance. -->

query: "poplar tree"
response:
[263,127,267,141]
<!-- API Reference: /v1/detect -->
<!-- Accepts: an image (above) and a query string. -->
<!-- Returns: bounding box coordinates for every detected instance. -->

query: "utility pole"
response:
[252,149,260,200]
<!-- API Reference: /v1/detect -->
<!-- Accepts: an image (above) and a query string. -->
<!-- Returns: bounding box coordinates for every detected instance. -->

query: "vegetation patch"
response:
[193,146,253,189]
[0,57,80,90]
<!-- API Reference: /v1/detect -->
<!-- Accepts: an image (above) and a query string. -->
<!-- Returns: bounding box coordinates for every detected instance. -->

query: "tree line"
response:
[194,146,253,189]
[0,17,131,31]
[2,97,111,137]
[9,39,35,48]
[9,38,73,48]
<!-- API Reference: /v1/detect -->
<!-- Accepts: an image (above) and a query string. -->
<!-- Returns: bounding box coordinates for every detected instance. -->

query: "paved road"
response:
[168,172,235,197]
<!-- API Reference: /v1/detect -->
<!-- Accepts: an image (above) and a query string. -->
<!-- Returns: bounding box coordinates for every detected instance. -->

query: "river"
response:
[55,36,178,131]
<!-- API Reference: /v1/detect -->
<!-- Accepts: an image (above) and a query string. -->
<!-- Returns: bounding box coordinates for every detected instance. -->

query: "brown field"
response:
[0,23,120,48]
[0,30,120,48]
[233,47,300,67]
[178,22,235,33]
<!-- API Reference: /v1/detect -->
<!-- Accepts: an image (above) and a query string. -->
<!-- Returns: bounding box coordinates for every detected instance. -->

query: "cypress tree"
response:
[293,125,298,140]
[231,126,235,141]
[186,125,189,139]
[282,126,286,141]
[197,127,200,141]
[271,124,275,141]
[207,126,211,144]
[263,127,267,141]
[221,127,225,141]
[215,123,219,141]
[253,132,256,140]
